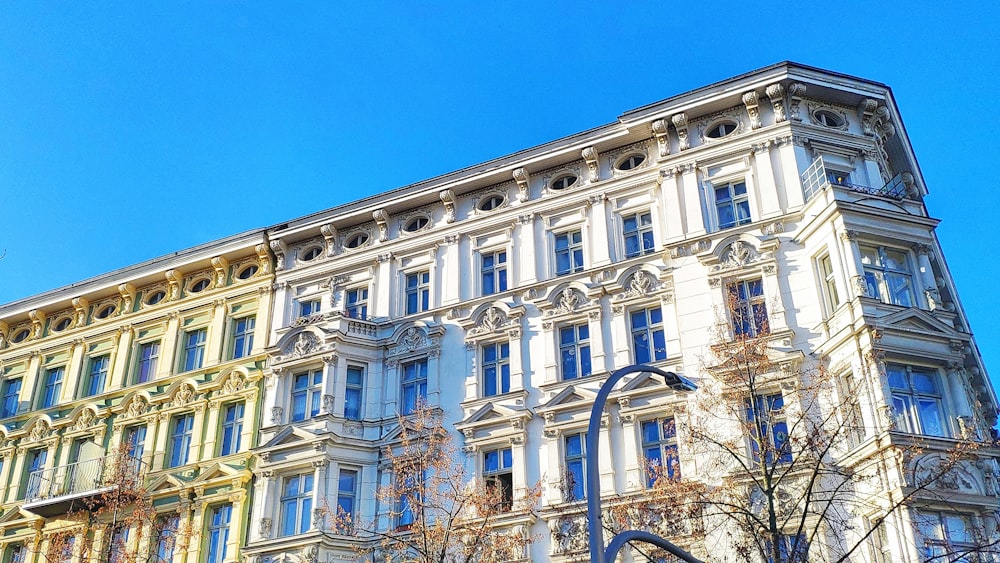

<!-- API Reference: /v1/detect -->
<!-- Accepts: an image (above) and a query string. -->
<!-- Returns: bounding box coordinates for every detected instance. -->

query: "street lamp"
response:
[585,364,702,563]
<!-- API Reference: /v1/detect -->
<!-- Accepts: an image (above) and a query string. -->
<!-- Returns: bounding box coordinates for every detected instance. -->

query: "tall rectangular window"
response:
[748,394,792,465]
[299,298,322,318]
[86,355,110,396]
[169,413,195,468]
[219,403,245,456]
[728,279,769,337]
[345,287,368,319]
[483,447,513,512]
[886,365,946,436]
[182,328,207,371]
[400,359,428,415]
[396,471,423,529]
[344,366,364,421]
[106,527,128,563]
[231,316,255,359]
[41,367,64,408]
[5,544,24,563]
[623,212,655,258]
[0,378,20,418]
[23,448,47,499]
[125,425,147,462]
[641,418,680,486]
[280,473,314,536]
[631,307,666,363]
[564,432,586,501]
[291,370,323,422]
[559,324,591,380]
[154,515,179,563]
[914,512,976,562]
[481,342,510,397]
[860,245,914,307]
[53,535,75,563]
[715,181,751,229]
[136,341,160,383]
[554,230,584,275]
[818,254,841,314]
[336,468,358,533]
[404,271,430,315]
[205,504,232,563]
[481,250,508,295]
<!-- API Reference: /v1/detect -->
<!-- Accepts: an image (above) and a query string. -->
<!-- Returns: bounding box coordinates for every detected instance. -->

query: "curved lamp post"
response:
[585,364,702,563]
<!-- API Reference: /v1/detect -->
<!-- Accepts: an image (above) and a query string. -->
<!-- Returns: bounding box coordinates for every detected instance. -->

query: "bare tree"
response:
[33,444,192,563]
[347,407,540,563]
[604,290,999,562]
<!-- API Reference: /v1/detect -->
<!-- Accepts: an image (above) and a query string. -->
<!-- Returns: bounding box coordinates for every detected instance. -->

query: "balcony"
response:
[801,157,908,202]
[23,454,145,517]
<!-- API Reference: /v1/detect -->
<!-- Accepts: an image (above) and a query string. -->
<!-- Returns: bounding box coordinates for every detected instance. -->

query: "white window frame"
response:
[552,229,584,277]
[860,244,916,307]
[885,364,948,437]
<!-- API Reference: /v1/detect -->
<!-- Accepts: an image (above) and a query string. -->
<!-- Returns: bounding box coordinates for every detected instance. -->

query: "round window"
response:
[146,290,166,305]
[616,154,646,171]
[96,304,117,319]
[403,217,429,232]
[815,110,845,128]
[550,175,577,190]
[11,329,29,343]
[345,233,370,249]
[237,265,259,280]
[301,246,323,261]
[53,317,72,332]
[706,121,738,138]
[190,279,211,293]
[478,195,505,211]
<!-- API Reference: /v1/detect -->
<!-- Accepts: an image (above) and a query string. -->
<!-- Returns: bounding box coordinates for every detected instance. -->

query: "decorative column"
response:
[752,142,782,219]
[158,312,181,379]
[207,299,228,366]
[838,229,867,298]
[109,326,132,390]
[587,194,612,267]
[441,234,462,306]
[660,169,685,243]
[514,214,536,285]
[679,165,706,237]
[373,253,394,318]
[312,459,330,532]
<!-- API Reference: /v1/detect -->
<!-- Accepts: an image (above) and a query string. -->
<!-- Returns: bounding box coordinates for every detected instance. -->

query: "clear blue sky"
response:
[2,2,998,392]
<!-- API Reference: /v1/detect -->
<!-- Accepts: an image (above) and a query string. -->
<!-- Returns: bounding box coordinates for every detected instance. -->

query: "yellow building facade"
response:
[0,231,273,563]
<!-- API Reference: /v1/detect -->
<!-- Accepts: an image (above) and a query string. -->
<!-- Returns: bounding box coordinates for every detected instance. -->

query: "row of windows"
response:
[3,502,233,563]
[0,317,256,419]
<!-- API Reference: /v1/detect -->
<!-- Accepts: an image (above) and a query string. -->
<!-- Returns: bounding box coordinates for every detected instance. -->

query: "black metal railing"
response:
[25,454,144,502]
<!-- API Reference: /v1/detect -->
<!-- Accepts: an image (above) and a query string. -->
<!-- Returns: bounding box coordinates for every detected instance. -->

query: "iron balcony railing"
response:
[25,454,144,503]
[801,157,906,202]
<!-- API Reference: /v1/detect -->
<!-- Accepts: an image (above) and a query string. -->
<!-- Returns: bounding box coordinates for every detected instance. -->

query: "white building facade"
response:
[63,62,989,563]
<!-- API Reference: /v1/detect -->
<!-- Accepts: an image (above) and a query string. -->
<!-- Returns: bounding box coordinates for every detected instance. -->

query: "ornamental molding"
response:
[439,189,457,223]
[607,266,671,306]
[651,118,670,158]
[607,140,652,178]
[385,322,444,360]
[697,234,778,275]
[470,185,512,215]
[460,302,526,342]
[696,105,746,144]
[339,223,375,252]
[270,327,334,365]
[533,283,602,323]
[512,167,530,202]
[320,224,338,256]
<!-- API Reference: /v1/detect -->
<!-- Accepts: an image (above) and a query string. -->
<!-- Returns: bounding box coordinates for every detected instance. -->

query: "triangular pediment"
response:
[460,402,516,426]
[538,386,597,412]
[147,473,187,493]
[189,462,240,485]
[259,426,318,450]
[877,308,963,339]
[0,505,28,524]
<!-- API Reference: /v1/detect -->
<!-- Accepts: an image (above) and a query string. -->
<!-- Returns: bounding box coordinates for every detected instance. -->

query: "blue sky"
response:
[1,2,998,392]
